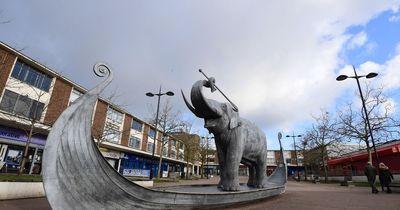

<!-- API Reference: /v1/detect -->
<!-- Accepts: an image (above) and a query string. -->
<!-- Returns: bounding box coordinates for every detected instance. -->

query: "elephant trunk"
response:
[182,80,222,119]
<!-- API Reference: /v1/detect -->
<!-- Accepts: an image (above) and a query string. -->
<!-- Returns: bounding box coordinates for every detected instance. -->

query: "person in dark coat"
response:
[364,162,378,194]
[379,162,394,193]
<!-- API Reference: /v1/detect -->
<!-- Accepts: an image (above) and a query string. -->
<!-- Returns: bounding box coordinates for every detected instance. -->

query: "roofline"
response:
[0,41,155,131]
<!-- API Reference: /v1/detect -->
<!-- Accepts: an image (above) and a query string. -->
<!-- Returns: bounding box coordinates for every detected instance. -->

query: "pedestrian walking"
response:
[364,162,378,194]
[378,162,394,194]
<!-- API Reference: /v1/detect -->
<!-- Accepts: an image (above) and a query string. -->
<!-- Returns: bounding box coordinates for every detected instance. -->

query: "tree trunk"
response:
[18,121,35,175]
[157,145,164,179]
[321,148,328,183]
[304,164,308,181]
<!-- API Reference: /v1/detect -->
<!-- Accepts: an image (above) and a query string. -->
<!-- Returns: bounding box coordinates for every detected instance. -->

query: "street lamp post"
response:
[286,133,302,182]
[146,86,174,180]
[336,65,380,166]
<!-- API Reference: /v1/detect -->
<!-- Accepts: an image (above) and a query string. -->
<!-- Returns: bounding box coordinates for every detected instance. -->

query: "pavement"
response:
[1,176,399,210]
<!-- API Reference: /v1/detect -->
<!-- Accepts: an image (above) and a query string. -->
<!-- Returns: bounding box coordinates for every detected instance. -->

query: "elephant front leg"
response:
[215,145,226,189]
[221,147,242,191]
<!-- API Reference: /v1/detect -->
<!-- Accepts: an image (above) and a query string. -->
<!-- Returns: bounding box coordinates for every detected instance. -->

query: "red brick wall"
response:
[0,47,16,95]
[142,125,149,152]
[91,100,108,139]
[43,78,73,125]
[121,115,132,147]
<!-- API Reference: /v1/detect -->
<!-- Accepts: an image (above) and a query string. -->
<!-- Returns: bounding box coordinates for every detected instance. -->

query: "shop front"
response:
[99,147,123,171]
[0,125,46,174]
[120,153,184,178]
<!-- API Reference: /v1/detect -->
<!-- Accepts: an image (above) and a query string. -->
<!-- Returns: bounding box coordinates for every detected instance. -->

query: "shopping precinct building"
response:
[0,41,199,177]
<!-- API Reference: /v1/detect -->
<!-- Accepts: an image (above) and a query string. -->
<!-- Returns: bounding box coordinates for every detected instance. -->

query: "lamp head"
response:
[336,75,348,81]
[166,91,175,96]
[286,135,290,138]
[297,135,302,137]
[145,92,154,97]
[366,72,378,79]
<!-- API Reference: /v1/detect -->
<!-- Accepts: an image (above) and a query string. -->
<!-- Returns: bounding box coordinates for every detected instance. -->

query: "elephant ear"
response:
[228,104,240,129]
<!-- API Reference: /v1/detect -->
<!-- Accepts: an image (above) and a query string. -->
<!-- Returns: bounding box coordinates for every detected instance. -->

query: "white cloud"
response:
[348,31,368,49]
[0,0,399,140]
[389,15,400,22]
[379,43,400,89]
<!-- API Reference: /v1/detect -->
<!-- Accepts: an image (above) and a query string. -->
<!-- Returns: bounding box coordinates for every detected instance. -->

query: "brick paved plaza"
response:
[0,177,398,210]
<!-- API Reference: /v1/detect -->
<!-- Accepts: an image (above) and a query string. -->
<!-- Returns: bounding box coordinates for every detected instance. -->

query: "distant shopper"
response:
[364,162,378,194]
[378,162,394,194]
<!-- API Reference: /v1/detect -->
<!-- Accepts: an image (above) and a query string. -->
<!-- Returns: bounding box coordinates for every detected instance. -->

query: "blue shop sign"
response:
[0,125,47,146]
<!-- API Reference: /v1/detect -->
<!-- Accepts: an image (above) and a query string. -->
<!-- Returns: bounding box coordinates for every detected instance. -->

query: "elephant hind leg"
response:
[247,165,256,187]
[255,158,267,188]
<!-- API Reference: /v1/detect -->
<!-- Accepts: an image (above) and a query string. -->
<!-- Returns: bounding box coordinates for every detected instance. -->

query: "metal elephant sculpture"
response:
[182,78,268,191]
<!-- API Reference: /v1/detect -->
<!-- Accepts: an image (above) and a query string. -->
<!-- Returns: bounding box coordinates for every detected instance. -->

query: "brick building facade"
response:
[0,41,196,177]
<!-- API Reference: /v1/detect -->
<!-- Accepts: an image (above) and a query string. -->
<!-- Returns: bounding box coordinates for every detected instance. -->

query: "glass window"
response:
[11,60,23,78]
[29,101,45,120]
[171,140,176,147]
[26,70,39,87]
[170,150,176,159]
[106,107,123,125]
[147,142,154,153]
[131,120,142,132]
[162,147,168,156]
[10,60,52,92]
[14,95,31,117]
[128,136,141,149]
[103,124,121,143]
[40,75,52,92]
[0,90,18,112]
[69,89,83,104]
[148,128,156,139]
[0,90,45,120]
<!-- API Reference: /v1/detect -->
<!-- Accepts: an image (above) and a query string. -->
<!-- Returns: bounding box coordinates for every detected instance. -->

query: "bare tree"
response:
[336,84,399,162]
[147,100,193,178]
[297,136,310,181]
[198,137,208,178]
[172,122,201,180]
[303,110,342,182]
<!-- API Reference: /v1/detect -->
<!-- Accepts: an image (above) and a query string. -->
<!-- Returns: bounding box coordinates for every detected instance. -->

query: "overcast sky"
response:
[1,1,400,149]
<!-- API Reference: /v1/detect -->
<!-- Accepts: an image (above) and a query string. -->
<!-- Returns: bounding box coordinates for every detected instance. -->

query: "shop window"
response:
[11,60,52,92]
[128,136,141,149]
[131,120,142,132]
[0,90,45,120]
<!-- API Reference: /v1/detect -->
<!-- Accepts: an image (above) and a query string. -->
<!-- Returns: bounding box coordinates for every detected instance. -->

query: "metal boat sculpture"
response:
[42,63,287,210]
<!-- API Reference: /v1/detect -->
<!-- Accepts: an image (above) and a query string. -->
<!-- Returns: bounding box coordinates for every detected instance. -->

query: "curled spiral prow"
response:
[93,62,112,77]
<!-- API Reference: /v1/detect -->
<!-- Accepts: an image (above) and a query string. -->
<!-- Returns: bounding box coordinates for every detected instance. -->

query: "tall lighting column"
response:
[146,86,174,180]
[336,65,379,165]
[286,133,302,182]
